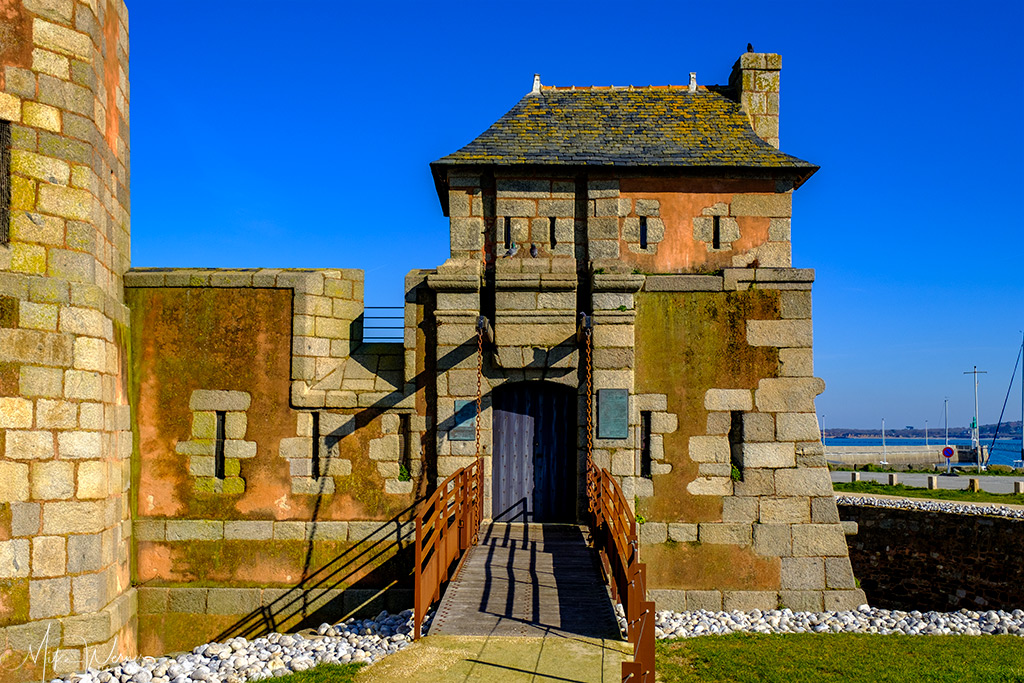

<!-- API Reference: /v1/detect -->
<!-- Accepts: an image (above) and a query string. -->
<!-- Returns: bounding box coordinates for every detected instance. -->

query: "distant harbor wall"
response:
[839,502,1024,611]
[826,444,958,467]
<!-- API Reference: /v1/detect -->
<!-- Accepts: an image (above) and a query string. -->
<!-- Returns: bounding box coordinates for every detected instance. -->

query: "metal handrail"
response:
[587,460,656,683]
[413,458,484,639]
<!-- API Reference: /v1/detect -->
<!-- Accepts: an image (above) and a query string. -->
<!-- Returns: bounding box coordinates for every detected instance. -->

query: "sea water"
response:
[823,437,1024,467]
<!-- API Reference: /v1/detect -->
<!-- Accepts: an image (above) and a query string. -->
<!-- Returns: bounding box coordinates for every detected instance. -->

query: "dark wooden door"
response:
[492,382,575,522]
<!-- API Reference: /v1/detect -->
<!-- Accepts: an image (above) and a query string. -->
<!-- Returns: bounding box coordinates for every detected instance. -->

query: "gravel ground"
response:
[50,610,434,683]
[639,604,1024,638]
[836,494,1024,520]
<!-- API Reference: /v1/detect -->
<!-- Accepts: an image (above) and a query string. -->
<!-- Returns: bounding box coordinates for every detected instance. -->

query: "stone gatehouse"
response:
[0,1,864,677]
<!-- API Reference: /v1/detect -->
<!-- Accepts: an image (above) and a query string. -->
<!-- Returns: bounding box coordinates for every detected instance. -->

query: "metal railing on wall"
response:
[362,306,404,343]
[587,460,656,683]
[412,458,484,639]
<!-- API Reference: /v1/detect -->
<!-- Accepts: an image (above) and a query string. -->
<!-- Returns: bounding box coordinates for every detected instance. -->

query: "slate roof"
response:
[433,86,816,172]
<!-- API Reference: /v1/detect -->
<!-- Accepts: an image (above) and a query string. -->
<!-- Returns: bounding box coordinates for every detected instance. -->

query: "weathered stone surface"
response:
[753,523,791,557]
[704,388,752,411]
[774,468,833,497]
[759,497,809,524]
[168,587,208,614]
[224,521,274,541]
[0,461,31,502]
[755,377,825,413]
[688,435,729,463]
[792,524,849,557]
[30,576,71,619]
[781,557,824,590]
[722,497,759,522]
[775,412,820,441]
[733,469,775,497]
[640,522,667,545]
[699,523,751,546]
[743,442,795,468]
[31,460,74,500]
[824,589,868,611]
[165,520,223,541]
[686,476,732,496]
[723,591,776,611]
[0,539,31,579]
[668,523,698,543]
[779,590,823,611]
[6,430,55,460]
[189,390,251,411]
[742,412,775,442]
[686,590,722,611]
[746,320,812,348]
[207,588,261,615]
[825,557,857,589]
[811,496,841,524]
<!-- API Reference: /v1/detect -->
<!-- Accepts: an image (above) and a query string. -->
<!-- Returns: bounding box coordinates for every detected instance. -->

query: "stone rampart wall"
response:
[839,503,1024,611]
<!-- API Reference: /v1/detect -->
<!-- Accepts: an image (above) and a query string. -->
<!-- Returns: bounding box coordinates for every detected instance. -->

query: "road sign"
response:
[942,446,954,459]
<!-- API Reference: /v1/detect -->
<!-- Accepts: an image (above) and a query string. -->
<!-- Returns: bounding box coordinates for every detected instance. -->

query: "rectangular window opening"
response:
[712,216,721,250]
[503,217,512,250]
[728,410,744,481]
[311,411,321,479]
[214,411,227,481]
[549,216,557,249]
[640,411,652,478]
[639,216,648,250]
[1,120,11,246]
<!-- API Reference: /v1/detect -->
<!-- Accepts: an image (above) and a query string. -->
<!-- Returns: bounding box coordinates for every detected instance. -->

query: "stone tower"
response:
[1,1,135,678]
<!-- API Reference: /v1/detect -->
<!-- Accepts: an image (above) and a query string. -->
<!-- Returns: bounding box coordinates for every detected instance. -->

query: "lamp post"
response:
[880,418,888,466]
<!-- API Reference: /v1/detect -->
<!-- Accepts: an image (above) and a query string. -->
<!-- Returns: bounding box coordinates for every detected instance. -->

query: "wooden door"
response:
[492,382,575,522]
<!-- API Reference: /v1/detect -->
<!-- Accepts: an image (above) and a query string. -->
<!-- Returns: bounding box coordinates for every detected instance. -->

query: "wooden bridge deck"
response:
[428,523,621,638]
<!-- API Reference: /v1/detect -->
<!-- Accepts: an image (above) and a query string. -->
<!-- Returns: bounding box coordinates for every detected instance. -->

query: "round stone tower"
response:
[1,1,134,678]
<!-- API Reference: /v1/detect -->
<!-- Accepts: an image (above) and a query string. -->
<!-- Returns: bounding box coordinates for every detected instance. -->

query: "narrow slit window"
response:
[549,216,557,249]
[639,216,648,249]
[311,411,321,479]
[214,411,226,480]
[1,120,11,246]
[728,410,744,480]
[640,411,652,478]
[503,217,512,250]
[399,413,412,480]
[712,216,721,250]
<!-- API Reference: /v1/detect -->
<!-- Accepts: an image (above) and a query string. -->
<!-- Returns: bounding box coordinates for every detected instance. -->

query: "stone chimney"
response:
[728,52,781,148]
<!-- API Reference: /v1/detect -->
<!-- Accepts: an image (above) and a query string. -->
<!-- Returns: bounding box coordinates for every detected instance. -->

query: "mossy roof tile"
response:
[434,88,814,171]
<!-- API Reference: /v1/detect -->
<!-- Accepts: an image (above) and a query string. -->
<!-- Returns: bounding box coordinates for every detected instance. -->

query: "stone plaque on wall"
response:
[598,389,629,439]
[450,399,476,441]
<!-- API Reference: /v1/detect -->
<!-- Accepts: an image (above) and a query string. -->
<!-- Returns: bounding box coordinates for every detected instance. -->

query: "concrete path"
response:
[831,470,1024,494]
[429,523,620,639]
[355,635,630,683]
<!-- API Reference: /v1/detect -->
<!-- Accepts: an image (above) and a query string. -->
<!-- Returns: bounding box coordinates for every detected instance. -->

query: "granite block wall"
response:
[1,1,135,678]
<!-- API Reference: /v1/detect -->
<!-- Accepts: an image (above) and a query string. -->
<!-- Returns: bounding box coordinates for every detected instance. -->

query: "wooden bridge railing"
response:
[587,459,656,683]
[413,458,484,639]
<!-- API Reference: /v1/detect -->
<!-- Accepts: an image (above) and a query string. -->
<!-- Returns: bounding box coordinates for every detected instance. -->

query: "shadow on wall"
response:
[212,505,418,641]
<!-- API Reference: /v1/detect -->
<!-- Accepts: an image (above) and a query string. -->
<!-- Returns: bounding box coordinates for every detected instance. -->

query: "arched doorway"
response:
[491,381,576,522]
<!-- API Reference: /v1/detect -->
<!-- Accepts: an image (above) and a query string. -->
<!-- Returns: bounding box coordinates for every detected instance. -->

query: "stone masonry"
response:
[1,1,135,677]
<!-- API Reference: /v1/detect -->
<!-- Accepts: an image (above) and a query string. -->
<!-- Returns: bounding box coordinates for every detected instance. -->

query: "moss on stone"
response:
[643,541,780,590]
[634,290,779,524]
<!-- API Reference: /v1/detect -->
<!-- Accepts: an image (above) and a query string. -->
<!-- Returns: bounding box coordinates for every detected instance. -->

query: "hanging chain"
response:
[475,228,486,459]
[476,325,483,458]
[585,325,594,465]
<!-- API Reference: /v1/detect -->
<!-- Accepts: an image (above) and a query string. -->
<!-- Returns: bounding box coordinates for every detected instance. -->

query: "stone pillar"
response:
[728,52,781,148]
[0,2,135,677]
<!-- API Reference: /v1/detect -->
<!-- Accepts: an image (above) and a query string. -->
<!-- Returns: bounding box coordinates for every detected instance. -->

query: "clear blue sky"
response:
[129,1,1023,430]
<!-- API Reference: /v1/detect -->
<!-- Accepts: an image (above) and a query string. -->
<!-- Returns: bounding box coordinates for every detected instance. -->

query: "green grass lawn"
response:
[830,464,1024,477]
[657,633,1024,682]
[263,663,364,683]
[833,480,1024,505]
